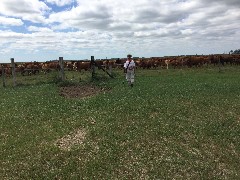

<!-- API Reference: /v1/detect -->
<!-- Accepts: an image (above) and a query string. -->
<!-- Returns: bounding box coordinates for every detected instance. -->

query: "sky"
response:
[0,0,240,63]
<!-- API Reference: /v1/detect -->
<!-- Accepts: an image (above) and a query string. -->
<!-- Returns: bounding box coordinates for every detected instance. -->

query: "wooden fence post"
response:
[218,56,222,73]
[91,56,95,78]
[109,63,112,75]
[59,57,65,81]
[90,56,114,78]
[11,58,16,87]
[1,64,6,87]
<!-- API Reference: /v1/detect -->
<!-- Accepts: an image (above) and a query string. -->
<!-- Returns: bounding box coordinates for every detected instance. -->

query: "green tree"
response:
[233,49,240,54]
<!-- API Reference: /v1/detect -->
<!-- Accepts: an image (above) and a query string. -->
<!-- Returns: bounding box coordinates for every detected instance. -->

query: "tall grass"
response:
[1,66,240,179]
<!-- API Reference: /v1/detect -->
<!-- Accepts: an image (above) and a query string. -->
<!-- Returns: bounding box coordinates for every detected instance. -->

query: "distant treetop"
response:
[233,49,240,54]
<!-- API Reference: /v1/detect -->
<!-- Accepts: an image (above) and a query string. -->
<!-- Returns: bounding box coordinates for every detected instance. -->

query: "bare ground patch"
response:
[59,85,109,99]
[55,129,86,151]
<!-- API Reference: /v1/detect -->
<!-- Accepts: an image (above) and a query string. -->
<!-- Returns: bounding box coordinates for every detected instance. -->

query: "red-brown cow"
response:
[73,61,91,71]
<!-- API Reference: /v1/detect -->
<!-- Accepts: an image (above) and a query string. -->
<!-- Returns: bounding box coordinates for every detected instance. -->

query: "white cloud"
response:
[0,16,23,26]
[180,29,194,35]
[47,4,113,30]
[45,0,73,7]
[201,0,240,7]
[0,30,27,39]
[28,26,53,32]
[0,0,50,23]
[0,0,240,62]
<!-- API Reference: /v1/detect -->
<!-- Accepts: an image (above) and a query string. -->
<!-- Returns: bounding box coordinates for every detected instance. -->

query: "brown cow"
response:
[73,61,91,71]
[65,61,74,71]
[115,58,125,69]
[95,60,104,69]
[4,67,12,77]
[21,62,40,76]
[185,56,205,68]
[41,62,51,74]
[48,61,60,70]
[209,55,224,66]
[138,58,152,69]
[0,64,12,77]
[232,54,240,65]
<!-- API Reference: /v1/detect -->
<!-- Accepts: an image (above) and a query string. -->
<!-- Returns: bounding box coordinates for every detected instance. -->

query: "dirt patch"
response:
[59,85,109,99]
[55,129,86,151]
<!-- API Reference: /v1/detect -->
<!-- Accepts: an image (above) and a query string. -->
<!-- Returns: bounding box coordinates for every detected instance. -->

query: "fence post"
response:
[1,64,6,87]
[109,63,112,75]
[91,56,95,78]
[218,56,222,73]
[11,58,16,87]
[59,57,65,81]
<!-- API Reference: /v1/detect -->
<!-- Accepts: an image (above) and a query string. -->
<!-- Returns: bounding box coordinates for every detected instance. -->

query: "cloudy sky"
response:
[0,0,240,63]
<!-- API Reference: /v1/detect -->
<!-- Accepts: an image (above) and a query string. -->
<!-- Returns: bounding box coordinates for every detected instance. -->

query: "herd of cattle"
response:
[1,54,240,77]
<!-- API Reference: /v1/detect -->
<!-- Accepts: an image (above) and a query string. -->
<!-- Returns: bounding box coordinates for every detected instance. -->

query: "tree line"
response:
[230,49,240,54]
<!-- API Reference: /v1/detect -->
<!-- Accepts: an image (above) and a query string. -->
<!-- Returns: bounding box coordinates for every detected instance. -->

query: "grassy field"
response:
[1,66,240,179]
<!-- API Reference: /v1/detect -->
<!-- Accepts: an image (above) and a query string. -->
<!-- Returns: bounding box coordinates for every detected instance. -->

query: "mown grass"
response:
[1,66,240,179]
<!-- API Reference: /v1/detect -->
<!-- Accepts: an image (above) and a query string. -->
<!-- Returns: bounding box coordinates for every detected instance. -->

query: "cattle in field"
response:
[149,59,158,69]
[209,54,240,66]
[115,58,125,69]
[0,64,12,77]
[5,68,12,77]
[20,62,41,76]
[164,57,183,69]
[15,64,25,74]
[41,63,51,74]
[208,55,224,66]
[40,61,61,74]
[164,59,171,69]
[108,60,116,68]
[221,55,234,65]
[65,61,74,71]
[168,57,182,69]
[73,61,91,71]
[0,64,4,76]
[149,58,164,69]
[185,56,205,68]
[95,60,104,69]
[202,56,211,66]
[209,55,217,65]
[156,58,167,68]
[135,59,141,68]
[48,61,60,70]
[138,58,153,69]
[164,55,210,69]
[137,59,146,69]
[1,67,12,77]
[101,60,116,70]
[232,54,240,65]
[102,60,109,70]
[219,56,225,66]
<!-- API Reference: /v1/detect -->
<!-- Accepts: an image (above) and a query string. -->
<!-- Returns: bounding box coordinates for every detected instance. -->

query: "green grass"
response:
[1,66,240,179]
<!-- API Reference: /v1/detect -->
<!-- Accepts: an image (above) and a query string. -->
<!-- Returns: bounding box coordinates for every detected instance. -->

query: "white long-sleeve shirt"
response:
[124,60,135,71]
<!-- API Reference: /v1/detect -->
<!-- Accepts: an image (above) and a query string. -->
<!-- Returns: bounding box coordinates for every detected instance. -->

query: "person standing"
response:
[124,54,135,87]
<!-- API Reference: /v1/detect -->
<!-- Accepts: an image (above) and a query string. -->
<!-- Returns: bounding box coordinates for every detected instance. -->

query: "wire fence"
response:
[0,57,117,88]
